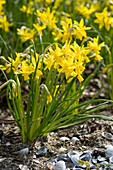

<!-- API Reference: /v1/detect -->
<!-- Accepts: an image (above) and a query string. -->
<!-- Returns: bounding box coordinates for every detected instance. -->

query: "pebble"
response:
[80,153,92,161]
[59,137,70,142]
[102,132,113,141]
[33,159,41,164]
[54,161,66,170]
[105,145,113,157]
[92,158,97,164]
[57,154,69,161]
[33,155,37,159]
[68,151,82,158]
[71,137,79,143]
[97,155,106,162]
[36,146,47,156]
[77,130,87,136]
[16,148,29,155]
[89,162,96,169]
[6,142,11,146]
[50,132,54,135]
[109,156,113,163]
[19,164,29,170]
[0,157,6,162]
[70,155,81,167]
[59,147,67,153]
[47,162,54,170]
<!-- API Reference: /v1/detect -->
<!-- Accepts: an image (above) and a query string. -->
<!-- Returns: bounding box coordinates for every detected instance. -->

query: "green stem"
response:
[0,79,16,91]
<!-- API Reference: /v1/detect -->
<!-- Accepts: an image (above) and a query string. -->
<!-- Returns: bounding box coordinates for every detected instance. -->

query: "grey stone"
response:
[54,161,66,170]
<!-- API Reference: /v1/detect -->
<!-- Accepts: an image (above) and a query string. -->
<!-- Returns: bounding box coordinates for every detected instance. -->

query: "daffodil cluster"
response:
[94,7,113,31]
[0,51,42,81]
[0,0,13,32]
[44,37,103,82]
[0,34,104,84]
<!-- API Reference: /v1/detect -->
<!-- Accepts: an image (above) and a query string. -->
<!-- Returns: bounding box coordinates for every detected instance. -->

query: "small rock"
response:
[109,156,113,163]
[33,155,36,159]
[50,132,54,135]
[92,158,97,164]
[84,149,94,155]
[89,63,95,70]
[97,155,106,162]
[81,146,87,149]
[59,137,70,142]
[54,161,66,170]
[19,164,29,170]
[70,155,81,167]
[77,130,87,136]
[47,162,54,170]
[94,148,105,156]
[59,147,67,153]
[36,146,47,156]
[0,158,6,162]
[16,148,29,155]
[100,161,109,168]
[102,132,113,141]
[6,142,11,146]
[71,137,79,143]
[90,162,96,169]
[80,153,92,161]
[68,151,82,158]
[57,154,69,161]
[33,159,41,164]
[99,93,105,98]
[105,145,113,157]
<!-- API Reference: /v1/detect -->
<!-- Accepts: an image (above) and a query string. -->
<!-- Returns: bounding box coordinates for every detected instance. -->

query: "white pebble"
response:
[6,142,11,146]
[105,145,113,157]
[19,164,29,170]
[54,161,66,170]
[59,137,70,142]
[0,158,6,162]
[50,132,54,135]
[71,137,79,143]
[16,148,29,155]
[59,147,67,153]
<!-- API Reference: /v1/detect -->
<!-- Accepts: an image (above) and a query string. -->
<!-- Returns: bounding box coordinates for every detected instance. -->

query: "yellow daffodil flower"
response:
[47,94,52,103]
[33,23,46,36]
[20,1,35,16]
[17,26,36,42]
[74,18,91,40]
[0,15,13,32]
[94,7,113,31]
[35,7,57,29]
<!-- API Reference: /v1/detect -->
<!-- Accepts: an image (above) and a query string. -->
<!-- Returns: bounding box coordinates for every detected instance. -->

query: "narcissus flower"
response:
[76,4,96,19]
[33,23,46,36]
[20,1,35,16]
[0,15,13,32]
[35,7,57,29]
[47,94,52,103]
[17,26,36,42]
[94,7,113,31]
[74,18,91,40]
[87,36,104,60]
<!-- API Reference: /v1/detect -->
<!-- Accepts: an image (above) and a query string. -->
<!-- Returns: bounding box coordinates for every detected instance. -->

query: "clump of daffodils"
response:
[94,7,113,31]
[0,35,104,84]
[0,0,13,32]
